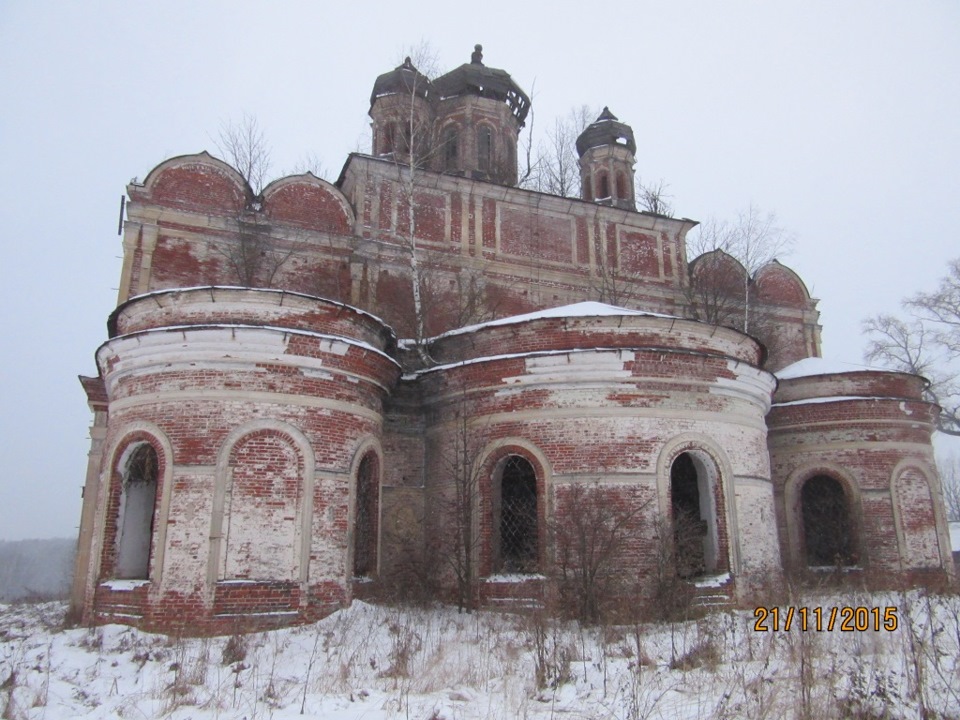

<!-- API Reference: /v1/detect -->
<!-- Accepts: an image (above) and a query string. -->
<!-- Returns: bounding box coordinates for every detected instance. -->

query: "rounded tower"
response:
[576,107,637,210]
[431,44,530,185]
[369,57,434,165]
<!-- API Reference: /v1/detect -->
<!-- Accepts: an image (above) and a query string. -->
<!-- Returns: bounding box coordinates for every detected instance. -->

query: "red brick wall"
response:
[768,374,948,583]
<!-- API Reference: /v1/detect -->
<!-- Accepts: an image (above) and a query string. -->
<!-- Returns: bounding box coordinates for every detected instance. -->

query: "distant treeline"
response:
[0,538,75,602]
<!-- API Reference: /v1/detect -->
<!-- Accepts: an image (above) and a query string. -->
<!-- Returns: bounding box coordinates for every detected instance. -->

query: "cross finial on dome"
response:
[471,44,483,64]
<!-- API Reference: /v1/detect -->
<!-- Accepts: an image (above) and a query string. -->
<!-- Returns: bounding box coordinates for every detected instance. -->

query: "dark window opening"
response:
[478,127,494,172]
[498,456,538,573]
[670,452,714,578]
[354,453,379,577]
[801,475,855,567]
[116,444,158,579]
[443,126,459,170]
[597,172,610,200]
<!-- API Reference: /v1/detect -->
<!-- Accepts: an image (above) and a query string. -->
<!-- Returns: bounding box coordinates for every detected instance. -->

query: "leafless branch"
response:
[636,178,674,217]
[214,113,272,194]
[863,312,960,435]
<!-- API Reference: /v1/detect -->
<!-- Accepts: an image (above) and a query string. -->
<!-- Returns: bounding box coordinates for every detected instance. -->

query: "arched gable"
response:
[688,249,748,295]
[754,260,812,308]
[138,152,251,214]
[262,173,355,235]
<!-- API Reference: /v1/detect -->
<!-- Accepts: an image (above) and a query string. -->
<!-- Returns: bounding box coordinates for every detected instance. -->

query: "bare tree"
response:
[685,206,794,335]
[552,483,648,624]
[864,258,960,435]
[285,152,328,180]
[214,113,272,195]
[636,178,674,217]
[384,44,441,362]
[590,231,636,308]
[217,217,295,288]
[938,454,960,521]
[210,115,297,288]
[685,218,747,327]
[428,390,486,612]
[520,105,593,197]
[647,513,699,622]
[418,257,508,335]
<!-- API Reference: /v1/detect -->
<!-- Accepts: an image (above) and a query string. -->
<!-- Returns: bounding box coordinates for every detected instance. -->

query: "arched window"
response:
[116,444,158,579]
[477,126,494,172]
[801,475,855,567]
[442,125,459,171]
[380,123,396,156]
[354,453,379,577]
[597,172,610,200]
[670,452,720,578]
[616,172,629,200]
[504,137,515,175]
[495,456,538,573]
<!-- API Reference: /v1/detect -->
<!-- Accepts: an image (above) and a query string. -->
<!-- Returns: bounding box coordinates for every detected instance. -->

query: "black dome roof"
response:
[431,45,530,124]
[370,57,432,109]
[575,107,637,157]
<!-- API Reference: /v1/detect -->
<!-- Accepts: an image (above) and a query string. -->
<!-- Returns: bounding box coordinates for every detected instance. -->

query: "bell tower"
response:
[576,107,637,210]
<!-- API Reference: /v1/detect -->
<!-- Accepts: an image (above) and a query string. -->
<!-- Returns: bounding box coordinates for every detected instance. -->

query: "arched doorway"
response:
[495,456,538,573]
[116,444,158,579]
[801,475,855,567]
[670,452,720,578]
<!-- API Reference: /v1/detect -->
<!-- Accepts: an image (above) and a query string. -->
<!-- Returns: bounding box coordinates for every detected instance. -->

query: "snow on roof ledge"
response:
[433,301,677,341]
[776,356,884,380]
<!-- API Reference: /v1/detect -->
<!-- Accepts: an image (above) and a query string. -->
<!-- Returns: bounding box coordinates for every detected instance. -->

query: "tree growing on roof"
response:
[686,205,793,334]
[212,114,294,288]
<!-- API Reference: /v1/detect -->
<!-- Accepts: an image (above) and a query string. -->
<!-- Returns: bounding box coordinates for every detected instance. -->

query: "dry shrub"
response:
[221,634,247,666]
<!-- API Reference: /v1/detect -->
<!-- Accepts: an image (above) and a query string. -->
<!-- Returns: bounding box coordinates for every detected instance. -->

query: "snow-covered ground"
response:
[2,590,959,719]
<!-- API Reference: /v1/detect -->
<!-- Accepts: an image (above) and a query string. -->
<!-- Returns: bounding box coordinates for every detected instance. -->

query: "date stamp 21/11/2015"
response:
[753,606,899,632]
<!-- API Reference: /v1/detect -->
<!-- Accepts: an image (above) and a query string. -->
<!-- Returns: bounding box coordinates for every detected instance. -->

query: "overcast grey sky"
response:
[1,1,958,540]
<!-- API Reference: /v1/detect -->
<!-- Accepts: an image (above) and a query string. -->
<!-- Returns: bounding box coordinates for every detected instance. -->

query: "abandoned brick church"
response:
[73,46,954,633]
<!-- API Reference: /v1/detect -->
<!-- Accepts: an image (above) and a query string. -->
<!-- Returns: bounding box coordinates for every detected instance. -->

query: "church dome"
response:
[575,107,637,157]
[369,57,432,109]
[432,45,530,125]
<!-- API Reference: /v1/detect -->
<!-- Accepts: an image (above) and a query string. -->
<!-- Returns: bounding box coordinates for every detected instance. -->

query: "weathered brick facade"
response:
[73,50,953,634]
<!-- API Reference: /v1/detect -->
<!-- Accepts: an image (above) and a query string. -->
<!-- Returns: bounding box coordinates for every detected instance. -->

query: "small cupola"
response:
[431,45,531,186]
[369,57,434,162]
[576,107,637,210]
